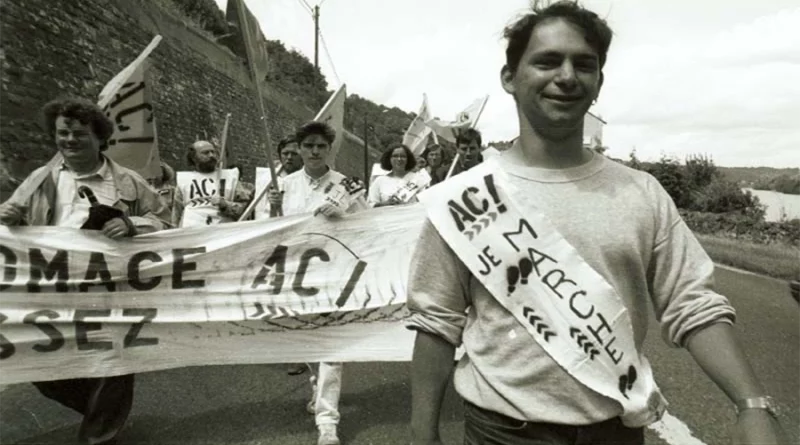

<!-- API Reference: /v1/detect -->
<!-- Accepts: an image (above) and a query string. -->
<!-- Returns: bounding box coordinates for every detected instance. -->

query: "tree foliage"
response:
[625,152,765,218]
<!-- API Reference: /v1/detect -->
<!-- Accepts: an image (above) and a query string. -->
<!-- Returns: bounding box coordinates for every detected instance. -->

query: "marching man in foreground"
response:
[407,2,786,444]
[267,121,367,445]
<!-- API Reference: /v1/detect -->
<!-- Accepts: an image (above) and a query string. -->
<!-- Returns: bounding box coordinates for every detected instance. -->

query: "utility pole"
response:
[314,5,320,68]
[363,115,369,191]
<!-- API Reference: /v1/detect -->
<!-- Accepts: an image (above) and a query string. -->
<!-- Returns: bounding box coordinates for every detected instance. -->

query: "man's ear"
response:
[596,71,605,99]
[501,65,516,95]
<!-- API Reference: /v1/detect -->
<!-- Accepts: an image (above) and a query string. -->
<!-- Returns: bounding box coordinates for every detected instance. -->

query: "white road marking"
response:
[647,411,708,445]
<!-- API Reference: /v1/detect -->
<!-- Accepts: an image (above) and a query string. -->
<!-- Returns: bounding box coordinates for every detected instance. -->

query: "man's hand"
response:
[0,203,26,226]
[732,410,786,445]
[267,187,283,208]
[102,217,133,239]
[314,203,344,219]
[210,196,229,211]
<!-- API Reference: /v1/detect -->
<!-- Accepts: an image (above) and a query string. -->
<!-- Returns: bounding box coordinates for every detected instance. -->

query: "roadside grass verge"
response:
[696,234,800,282]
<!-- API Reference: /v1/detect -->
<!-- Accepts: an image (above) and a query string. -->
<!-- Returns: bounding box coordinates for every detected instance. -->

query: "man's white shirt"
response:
[53,160,117,228]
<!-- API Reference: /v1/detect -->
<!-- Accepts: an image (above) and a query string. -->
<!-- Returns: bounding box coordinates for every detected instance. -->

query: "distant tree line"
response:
[752,174,800,195]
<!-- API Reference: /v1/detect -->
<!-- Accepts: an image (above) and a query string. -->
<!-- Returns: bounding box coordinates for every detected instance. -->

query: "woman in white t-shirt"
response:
[368,144,418,207]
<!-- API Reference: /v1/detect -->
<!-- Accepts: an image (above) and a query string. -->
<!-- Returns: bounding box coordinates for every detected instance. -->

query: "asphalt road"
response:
[2,266,797,445]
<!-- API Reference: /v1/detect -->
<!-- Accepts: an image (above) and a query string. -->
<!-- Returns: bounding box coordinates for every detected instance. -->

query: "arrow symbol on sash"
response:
[464,230,475,240]
[487,211,497,221]
[570,326,600,360]
[522,306,557,343]
[477,216,491,228]
[470,223,483,235]
[523,306,534,318]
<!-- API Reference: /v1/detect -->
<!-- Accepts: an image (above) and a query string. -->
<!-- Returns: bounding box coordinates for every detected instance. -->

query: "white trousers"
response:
[314,361,342,426]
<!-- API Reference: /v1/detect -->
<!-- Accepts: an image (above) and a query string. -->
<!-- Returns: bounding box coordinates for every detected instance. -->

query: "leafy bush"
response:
[681,210,800,246]
[689,178,765,218]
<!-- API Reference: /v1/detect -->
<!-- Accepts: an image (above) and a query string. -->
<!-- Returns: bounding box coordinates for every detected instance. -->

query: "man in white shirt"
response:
[268,121,366,445]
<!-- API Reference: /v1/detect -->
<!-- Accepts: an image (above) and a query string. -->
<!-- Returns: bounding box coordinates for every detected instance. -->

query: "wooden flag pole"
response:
[216,112,232,197]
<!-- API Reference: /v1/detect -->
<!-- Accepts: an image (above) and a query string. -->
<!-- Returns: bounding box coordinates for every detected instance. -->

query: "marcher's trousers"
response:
[463,401,644,445]
[33,374,135,445]
[314,361,342,426]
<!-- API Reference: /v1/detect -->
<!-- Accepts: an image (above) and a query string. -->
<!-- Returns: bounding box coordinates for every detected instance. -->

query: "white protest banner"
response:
[315,84,347,166]
[418,159,666,427]
[176,168,240,227]
[402,93,433,155]
[0,204,428,384]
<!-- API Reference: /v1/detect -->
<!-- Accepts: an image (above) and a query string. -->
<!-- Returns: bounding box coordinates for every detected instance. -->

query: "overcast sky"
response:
[215,0,800,167]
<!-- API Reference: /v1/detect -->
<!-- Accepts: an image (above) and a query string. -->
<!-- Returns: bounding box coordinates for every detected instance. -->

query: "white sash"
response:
[417,159,667,427]
[177,169,239,227]
[392,169,432,203]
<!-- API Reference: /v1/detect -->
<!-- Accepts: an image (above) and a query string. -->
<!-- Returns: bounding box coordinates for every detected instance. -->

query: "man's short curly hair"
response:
[41,97,114,151]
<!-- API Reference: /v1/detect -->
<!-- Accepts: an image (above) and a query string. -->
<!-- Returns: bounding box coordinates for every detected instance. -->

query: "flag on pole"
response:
[102,60,161,180]
[99,36,163,180]
[402,93,432,156]
[425,95,489,143]
[314,84,347,167]
[223,0,270,81]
